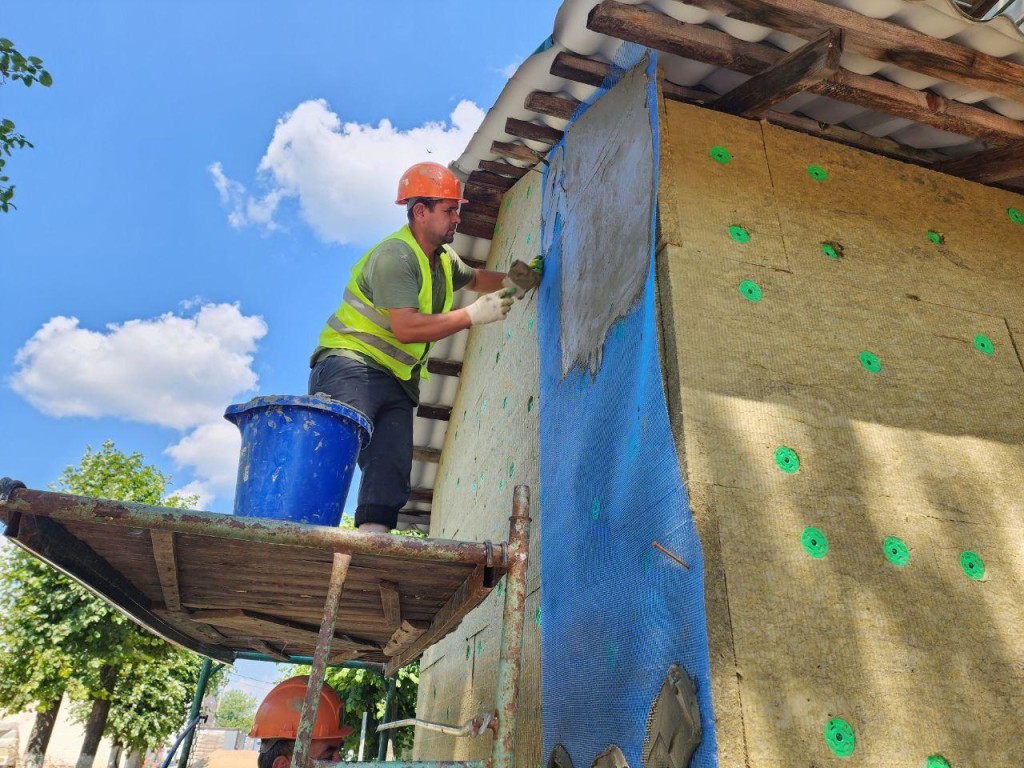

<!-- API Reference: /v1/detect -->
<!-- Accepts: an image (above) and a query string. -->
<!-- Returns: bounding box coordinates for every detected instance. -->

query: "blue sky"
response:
[2,1,558,508]
[2,1,559,693]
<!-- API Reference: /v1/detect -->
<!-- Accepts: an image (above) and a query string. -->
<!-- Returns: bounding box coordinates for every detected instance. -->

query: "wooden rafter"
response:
[412,446,442,464]
[479,160,530,180]
[672,0,1024,106]
[467,170,516,190]
[712,28,843,117]
[425,357,463,377]
[587,1,1024,144]
[409,487,434,504]
[416,403,452,422]
[491,140,545,165]
[549,50,948,165]
[934,143,1024,183]
[150,530,182,612]
[383,620,429,657]
[525,91,580,121]
[504,117,564,145]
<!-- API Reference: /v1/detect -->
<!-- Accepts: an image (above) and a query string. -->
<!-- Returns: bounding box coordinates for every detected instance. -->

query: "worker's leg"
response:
[308,355,412,531]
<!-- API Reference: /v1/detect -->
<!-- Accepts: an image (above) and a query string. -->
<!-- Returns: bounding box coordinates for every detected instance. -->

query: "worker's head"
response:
[396,162,467,248]
[250,676,352,768]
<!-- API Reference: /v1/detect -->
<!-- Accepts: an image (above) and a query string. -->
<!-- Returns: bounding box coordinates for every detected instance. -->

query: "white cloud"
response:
[211,98,485,246]
[165,421,242,504]
[11,304,267,508]
[11,304,267,430]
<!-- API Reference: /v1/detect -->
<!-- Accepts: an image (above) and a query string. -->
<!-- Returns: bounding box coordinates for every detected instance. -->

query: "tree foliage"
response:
[0,37,53,212]
[214,689,257,732]
[0,441,208,757]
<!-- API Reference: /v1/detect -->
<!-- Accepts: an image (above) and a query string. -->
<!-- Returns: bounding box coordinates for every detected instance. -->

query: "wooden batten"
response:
[712,28,843,117]
[383,620,429,657]
[150,530,182,612]
[379,580,402,629]
[467,170,516,191]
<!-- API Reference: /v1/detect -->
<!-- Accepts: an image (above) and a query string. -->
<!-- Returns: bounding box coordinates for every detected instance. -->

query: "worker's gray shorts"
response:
[308,355,413,529]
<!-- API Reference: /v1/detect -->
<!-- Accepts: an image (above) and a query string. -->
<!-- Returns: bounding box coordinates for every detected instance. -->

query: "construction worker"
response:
[250,676,353,768]
[309,161,532,533]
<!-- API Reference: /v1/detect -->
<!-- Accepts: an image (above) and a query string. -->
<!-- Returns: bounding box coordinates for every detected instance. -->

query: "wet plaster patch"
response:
[543,56,655,378]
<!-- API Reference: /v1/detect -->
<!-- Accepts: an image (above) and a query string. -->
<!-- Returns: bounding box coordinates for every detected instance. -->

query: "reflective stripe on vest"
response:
[316,225,455,380]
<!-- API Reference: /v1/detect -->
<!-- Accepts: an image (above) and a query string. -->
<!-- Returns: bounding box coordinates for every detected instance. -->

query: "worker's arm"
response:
[464,269,507,294]
[389,292,513,343]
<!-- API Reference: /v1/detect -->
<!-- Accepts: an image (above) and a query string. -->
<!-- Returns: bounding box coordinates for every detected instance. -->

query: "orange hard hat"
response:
[249,676,354,740]
[396,162,468,205]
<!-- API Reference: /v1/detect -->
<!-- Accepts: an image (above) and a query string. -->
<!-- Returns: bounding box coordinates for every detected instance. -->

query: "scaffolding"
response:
[0,478,532,768]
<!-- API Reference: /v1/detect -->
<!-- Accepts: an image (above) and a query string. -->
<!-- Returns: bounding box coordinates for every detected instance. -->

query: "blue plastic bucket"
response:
[224,394,371,526]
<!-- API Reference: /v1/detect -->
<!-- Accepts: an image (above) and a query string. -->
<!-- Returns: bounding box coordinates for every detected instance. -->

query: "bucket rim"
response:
[223,394,372,448]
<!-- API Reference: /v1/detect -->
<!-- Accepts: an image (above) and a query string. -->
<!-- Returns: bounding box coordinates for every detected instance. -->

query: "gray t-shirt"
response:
[313,237,475,404]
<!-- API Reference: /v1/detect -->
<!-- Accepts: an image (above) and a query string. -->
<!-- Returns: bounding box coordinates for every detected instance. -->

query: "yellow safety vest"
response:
[317,225,454,380]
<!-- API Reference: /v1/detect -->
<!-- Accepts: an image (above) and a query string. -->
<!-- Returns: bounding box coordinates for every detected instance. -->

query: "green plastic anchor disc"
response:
[728,225,751,243]
[927,230,945,245]
[821,242,843,260]
[807,164,828,181]
[960,551,985,581]
[926,755,952,768]
[860,350,882,373]
[739,280,763,302]
[709,145,732,164]
[802,527,829,559]
[1008,207,1024,225]
[974,334,994,356]
[825,718,855,757]
[883,536,909,567]
[775,446,800,473]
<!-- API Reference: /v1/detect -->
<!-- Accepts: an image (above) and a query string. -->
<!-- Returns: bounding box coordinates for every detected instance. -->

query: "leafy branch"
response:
[0,37,53,212]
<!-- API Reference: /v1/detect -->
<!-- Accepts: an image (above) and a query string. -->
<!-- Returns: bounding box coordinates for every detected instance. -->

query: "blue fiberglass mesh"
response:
[538,48,719,768]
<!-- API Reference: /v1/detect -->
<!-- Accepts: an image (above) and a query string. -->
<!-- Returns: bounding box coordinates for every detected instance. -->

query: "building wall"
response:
[657,99,1024,766]
[412,170,543,767]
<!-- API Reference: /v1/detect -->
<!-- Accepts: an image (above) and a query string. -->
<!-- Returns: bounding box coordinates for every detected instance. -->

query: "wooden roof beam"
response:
[525,91,581,121]
[408,487,434,504]
[712,28,843,117]
[669,0,1024,106]
[505,117,564,145]
[479,160,530,180]
[550,51,942,163]
[934,142,1024,183]
[587,1,1024,144]
[412,445,441,464]
[425,358,462,377]
[491,140,545,165]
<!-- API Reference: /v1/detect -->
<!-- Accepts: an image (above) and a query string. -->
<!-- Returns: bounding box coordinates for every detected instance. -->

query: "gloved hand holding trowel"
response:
[500,255,544,299]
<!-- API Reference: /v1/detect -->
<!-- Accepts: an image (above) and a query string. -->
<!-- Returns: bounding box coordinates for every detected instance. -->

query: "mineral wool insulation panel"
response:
[413,170,543,766]
[658,100,1024,766]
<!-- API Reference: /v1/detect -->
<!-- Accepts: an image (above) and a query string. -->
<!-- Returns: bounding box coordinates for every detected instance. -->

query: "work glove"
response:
[465,292,514,326]
[501,259,543,299]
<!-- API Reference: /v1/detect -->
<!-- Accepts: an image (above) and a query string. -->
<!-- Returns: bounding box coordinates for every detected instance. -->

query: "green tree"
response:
[0,442,201,768]
[326,662,419,759]
[214,689,257,732]
[0,38,52,212]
